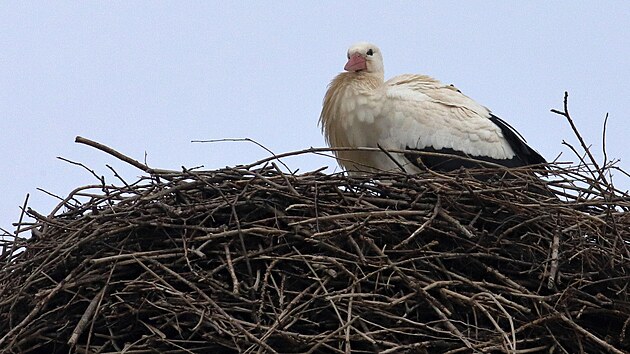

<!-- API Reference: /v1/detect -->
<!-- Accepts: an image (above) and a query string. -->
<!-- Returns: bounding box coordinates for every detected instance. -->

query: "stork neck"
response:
[360,71,384,85]
[344,71,383,91]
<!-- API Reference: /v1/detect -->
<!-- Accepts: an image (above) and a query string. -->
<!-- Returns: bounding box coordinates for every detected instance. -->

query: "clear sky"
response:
[1,2,629,233]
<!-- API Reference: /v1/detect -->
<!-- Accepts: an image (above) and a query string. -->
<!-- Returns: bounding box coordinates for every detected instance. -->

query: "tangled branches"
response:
[0,93,628,353]
[0,159,628,353]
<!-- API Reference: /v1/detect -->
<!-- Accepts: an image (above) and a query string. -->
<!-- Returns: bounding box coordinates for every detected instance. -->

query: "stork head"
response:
[345,42,384,75]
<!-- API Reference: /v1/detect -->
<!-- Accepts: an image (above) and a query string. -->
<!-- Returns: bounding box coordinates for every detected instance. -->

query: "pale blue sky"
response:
[1,2,629,232]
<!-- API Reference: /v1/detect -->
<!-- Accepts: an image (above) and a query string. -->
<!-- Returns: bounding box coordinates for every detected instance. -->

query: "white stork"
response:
[319,42,546,174]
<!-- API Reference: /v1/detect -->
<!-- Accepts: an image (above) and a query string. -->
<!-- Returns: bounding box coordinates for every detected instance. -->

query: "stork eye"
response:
[366,49,374,56]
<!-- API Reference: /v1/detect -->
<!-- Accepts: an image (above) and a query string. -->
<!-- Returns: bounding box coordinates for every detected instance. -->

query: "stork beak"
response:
[344,54,367,72]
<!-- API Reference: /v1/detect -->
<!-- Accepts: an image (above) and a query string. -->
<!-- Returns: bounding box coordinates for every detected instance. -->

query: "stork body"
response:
[320,42,546,174]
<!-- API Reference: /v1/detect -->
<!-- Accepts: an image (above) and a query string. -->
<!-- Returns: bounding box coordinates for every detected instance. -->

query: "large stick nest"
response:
[1,94,629,353]
[0,158,628,353]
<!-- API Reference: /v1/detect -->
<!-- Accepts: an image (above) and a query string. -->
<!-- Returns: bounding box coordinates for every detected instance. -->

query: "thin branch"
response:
[551,92,608,186]
[192,137,292,172]
[75,136,177,176]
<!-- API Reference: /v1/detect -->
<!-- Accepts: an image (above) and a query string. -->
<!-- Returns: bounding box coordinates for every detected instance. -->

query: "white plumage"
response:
[320,42,546,174]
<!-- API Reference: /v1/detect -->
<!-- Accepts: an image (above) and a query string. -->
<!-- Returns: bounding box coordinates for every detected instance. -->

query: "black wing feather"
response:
[403,114,546,172]
[488,114,546,165]
[404,146,526,172]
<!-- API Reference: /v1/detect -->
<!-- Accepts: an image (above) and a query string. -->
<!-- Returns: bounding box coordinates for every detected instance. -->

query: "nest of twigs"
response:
[1,153,629,353]
[1,95,629,353]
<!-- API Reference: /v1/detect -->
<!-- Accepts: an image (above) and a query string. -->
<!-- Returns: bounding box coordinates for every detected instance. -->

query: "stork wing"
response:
[377,75,544,171]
